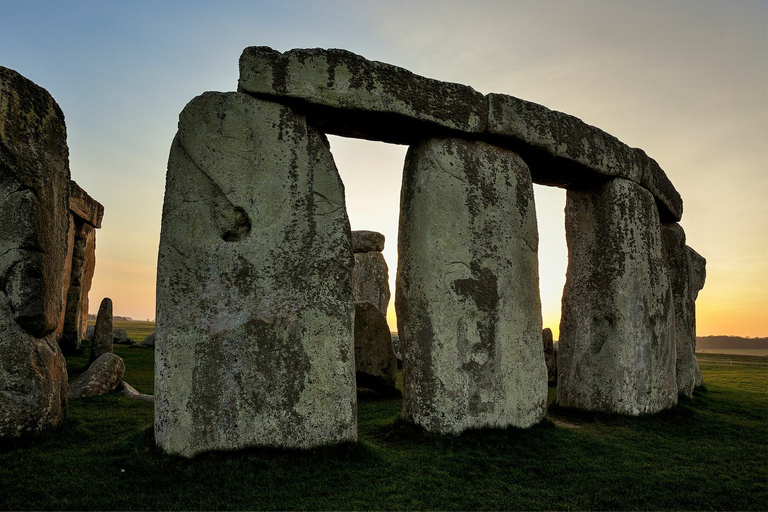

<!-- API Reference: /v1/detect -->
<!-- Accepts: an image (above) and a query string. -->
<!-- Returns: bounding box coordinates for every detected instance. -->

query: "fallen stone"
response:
[542,328,557,384]
[485,93,682,222]
[140,332,155,348]
[155,91,356,457]
[238,46,487,144]
[0,65,70,438]
[69,353,125,399]
[90,298,113,363]
[352,251,390,316]
[354,302,397,392]
[351,230,385,253]
[113,328,132,345]
[117,381,154,402]
[397,138,547,434]
[558,178,677,415]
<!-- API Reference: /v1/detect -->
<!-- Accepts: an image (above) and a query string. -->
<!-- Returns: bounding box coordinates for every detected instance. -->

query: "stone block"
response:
[397,138,547,434]
[558,178,677,415]
[0,66,69,438]
[238,46,487,144]
[542,328,557,384]
[90,297,113,363]
[155,92,357,457]
[351,230,385,253]
[69,353,125,399]
[69,180,104,228]
[354,301,397,392]
[352,251,390,316]
[486,93,682,222]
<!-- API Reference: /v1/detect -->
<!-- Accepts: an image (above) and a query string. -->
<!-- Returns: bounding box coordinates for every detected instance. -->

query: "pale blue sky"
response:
[1,1,766,335]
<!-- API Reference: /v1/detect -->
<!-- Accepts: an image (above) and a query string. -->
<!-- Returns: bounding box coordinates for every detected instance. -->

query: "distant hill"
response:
[697,336,768,350]
[86,314,133,322]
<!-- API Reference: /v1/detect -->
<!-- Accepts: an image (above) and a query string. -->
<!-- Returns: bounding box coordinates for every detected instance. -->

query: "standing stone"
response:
[354,301,397,392]
[352,251,390,316]
[90,298,113,364]
[558,178,676,415]
[542,328,557,384]
[397,138,547,434]
[391,334,402,361]
[688,247,706,388]
[0,66,69,438]
[156,92,356,458]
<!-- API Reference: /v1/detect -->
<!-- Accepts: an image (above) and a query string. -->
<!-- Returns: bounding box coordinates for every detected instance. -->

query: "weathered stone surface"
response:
[113,328,131,343]
[558,178,677,415]
[354,301,397,392]
[0,66,70,438]
[69,180,104,228]
[688,247,706,388]
[391,334,402,361]
[542,328,557,384]
[69,353,125,399]
[156,91,356,457]
[238,46,487,144]
[85,325,95,340]
[117,381,154,402]
[397,138,547,434]
[140,332,155,348]
[352,251,390,316]
[58,214,98,354]
[486,93,682,222]
[90,298,113,363]
[0,66,71,337]
[351,230,385,253]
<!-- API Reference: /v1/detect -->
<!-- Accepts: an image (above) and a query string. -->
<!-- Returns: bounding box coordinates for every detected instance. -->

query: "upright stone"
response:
[542,328,557,384]
[0,66,69,438]
[354,301,397,393]
[397,138,547,434]
[688,247,706,388]
[351,231,390,316]
[156,92,356,458]
[558,178,677,415]
[90,298,113,363]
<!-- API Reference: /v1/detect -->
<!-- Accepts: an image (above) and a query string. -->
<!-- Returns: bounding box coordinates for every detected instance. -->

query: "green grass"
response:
[0,329,766,510]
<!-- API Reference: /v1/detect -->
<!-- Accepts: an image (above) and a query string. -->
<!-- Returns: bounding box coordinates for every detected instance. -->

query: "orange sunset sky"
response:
[2,1,765,338]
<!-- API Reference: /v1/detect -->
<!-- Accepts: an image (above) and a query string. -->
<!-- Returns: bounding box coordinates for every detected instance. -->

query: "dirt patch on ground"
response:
[551,418,583,429]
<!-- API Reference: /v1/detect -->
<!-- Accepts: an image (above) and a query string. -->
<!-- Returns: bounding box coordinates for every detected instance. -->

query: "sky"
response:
[1,0,766,337]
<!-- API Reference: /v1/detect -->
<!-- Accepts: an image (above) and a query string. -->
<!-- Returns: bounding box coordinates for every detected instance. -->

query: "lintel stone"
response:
[486,93,683,222]
[238,46,488,144]
[69,180,104,228]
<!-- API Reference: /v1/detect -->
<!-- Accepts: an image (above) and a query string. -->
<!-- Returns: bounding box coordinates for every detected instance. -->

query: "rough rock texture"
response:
[85,325,95,340]
[354,301,397,392]
[69,353,125,399]
[140,332,155,348]
[238,46,487,144]
[661,223,706,396]
[391,334,402,361]
[351,230,385,253]
[396,138,547,434]
[486,93,682,222]
[68,180,104,229]
[117,381,154,402]
[542,328,557,384]
[155,91,357,458]
[0,66,70,438]
[352,251,390,316]
[688,247,706,388]
[558,178,677,415]
[90,298,113,363]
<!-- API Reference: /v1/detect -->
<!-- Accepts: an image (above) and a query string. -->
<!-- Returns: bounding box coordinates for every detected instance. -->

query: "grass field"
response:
[0,322,766,510]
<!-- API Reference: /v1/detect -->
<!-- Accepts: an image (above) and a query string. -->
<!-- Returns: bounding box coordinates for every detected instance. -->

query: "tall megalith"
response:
[661,223,706,396]
[0,66,69,437]
[558,178,677,415]
[396,138,547,434]
[351,230,390,316]
[155,92,357,457]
